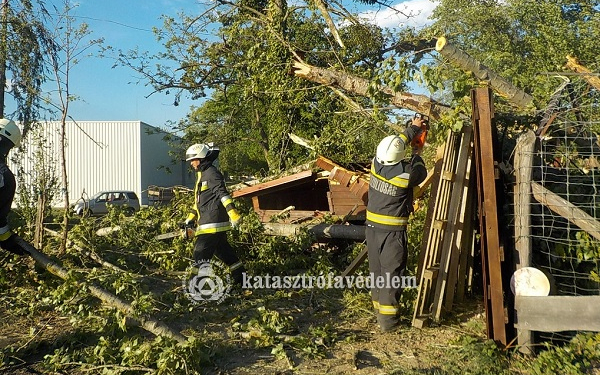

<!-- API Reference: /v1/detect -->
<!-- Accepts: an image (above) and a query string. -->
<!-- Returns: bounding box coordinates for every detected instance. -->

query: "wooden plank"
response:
[515,296,600,332]
[326,191,334,212]
[315,156,338,172]
[331,197,366,206]
[531,182,600,241]
[513,130,536,354]
[331,206,366,215]
[232,170,314,198]
[455,175,476,302]
[331,167,353,187]
[471,96,492,339]
[251,196,261,211]
[472,87,507,345]
[349,178,369,197]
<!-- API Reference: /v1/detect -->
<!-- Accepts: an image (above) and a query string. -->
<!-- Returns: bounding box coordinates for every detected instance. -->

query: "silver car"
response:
[73,190,140,216]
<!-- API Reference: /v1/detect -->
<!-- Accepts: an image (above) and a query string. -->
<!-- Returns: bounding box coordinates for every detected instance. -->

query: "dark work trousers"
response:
[366,225,408,331]
[193,232,245,285]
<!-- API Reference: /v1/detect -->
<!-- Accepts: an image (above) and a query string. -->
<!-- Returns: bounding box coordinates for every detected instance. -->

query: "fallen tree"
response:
[435,36,534,110]
[565,55,600,91]
[292,60,453,121]
[15,237,188,344]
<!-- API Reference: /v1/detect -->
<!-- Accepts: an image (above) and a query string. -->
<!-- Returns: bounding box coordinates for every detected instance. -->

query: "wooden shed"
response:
[232,156,369,223]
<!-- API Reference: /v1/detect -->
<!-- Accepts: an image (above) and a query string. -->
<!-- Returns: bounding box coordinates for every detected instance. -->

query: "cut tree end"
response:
[435,36,447,51]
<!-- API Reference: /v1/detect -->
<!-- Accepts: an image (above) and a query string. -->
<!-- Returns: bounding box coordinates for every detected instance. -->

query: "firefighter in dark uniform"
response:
[184,142,245,284]
[0,118,26,256]
[366,118,427,332]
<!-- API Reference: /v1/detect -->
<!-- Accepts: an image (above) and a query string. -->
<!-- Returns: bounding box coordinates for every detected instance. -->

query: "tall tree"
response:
[44,0,102,252]
[115,0,401,174]
[0,0,56,133]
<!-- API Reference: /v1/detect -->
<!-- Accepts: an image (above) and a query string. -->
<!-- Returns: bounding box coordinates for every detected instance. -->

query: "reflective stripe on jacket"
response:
[366,155,427,231]
[188,163,237,235]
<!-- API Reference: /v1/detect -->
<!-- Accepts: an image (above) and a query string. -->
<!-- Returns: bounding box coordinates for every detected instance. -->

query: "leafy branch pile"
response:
[0,193,376,373]
[2,190,599,374]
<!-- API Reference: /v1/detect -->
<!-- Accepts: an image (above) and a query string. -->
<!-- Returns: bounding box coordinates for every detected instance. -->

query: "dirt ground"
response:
[205,300,486,375]
[0,293,488,375]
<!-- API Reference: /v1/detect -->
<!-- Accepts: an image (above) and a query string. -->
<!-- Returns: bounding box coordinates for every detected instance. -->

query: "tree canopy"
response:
[116,0,600,176]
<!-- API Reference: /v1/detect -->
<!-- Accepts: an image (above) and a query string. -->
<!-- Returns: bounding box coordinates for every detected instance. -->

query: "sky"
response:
[36,0,435,130]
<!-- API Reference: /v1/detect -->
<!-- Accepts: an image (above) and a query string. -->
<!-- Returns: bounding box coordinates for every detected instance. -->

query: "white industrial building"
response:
[11,120,192,206]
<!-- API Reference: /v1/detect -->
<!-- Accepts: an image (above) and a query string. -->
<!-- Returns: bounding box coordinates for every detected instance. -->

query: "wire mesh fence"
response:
[527,76,600,297]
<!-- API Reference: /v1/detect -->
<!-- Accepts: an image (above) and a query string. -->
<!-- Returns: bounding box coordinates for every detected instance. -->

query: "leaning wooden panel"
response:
[515,296,600,332]
[434,125,475,319]
[472,87,508,345]
[472,98,492,339]
[412,130,461,327]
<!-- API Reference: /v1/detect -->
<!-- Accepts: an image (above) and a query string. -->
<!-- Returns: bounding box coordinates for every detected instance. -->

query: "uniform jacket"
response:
[188,160,237,235]
[366,127,427,231]
[0,162,16,239]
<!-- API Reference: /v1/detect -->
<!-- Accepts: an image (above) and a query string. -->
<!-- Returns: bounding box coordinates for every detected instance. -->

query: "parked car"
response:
[72,190,140,216]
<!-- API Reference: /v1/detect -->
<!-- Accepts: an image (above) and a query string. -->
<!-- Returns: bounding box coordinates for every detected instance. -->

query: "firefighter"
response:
[0,119,26,256]
[366,117,428,332]
[184,142,245,284]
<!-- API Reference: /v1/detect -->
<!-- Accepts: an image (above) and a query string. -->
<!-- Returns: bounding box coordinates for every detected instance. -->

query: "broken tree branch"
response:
[16,237,188,344]
[43,227,126,272]
[565,55,600,91]
[312,0,344,48]
[292,60,453,121]
[435,36,534,110]
[531,182,600,241]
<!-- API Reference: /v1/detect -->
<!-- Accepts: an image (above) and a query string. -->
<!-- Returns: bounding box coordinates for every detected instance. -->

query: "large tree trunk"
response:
[292,60,453,121]
[263,223,365,241]
[435,36,534,110]
[16,237,188,344]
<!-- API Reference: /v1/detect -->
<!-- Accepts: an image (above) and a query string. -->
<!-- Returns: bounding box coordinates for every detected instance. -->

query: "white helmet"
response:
[0,119,22,147]
[376,135,406,165]
[185,142,219,161]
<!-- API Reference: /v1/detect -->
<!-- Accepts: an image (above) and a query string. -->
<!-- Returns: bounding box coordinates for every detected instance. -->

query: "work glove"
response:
[0,233,27,256]
[229,210,243,229]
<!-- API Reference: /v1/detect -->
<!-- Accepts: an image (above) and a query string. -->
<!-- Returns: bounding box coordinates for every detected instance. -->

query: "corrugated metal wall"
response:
[139,122,191,204]
[10,121,186,207]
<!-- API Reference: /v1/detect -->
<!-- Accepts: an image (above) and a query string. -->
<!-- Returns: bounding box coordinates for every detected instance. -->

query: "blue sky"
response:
[38,0,434,129]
